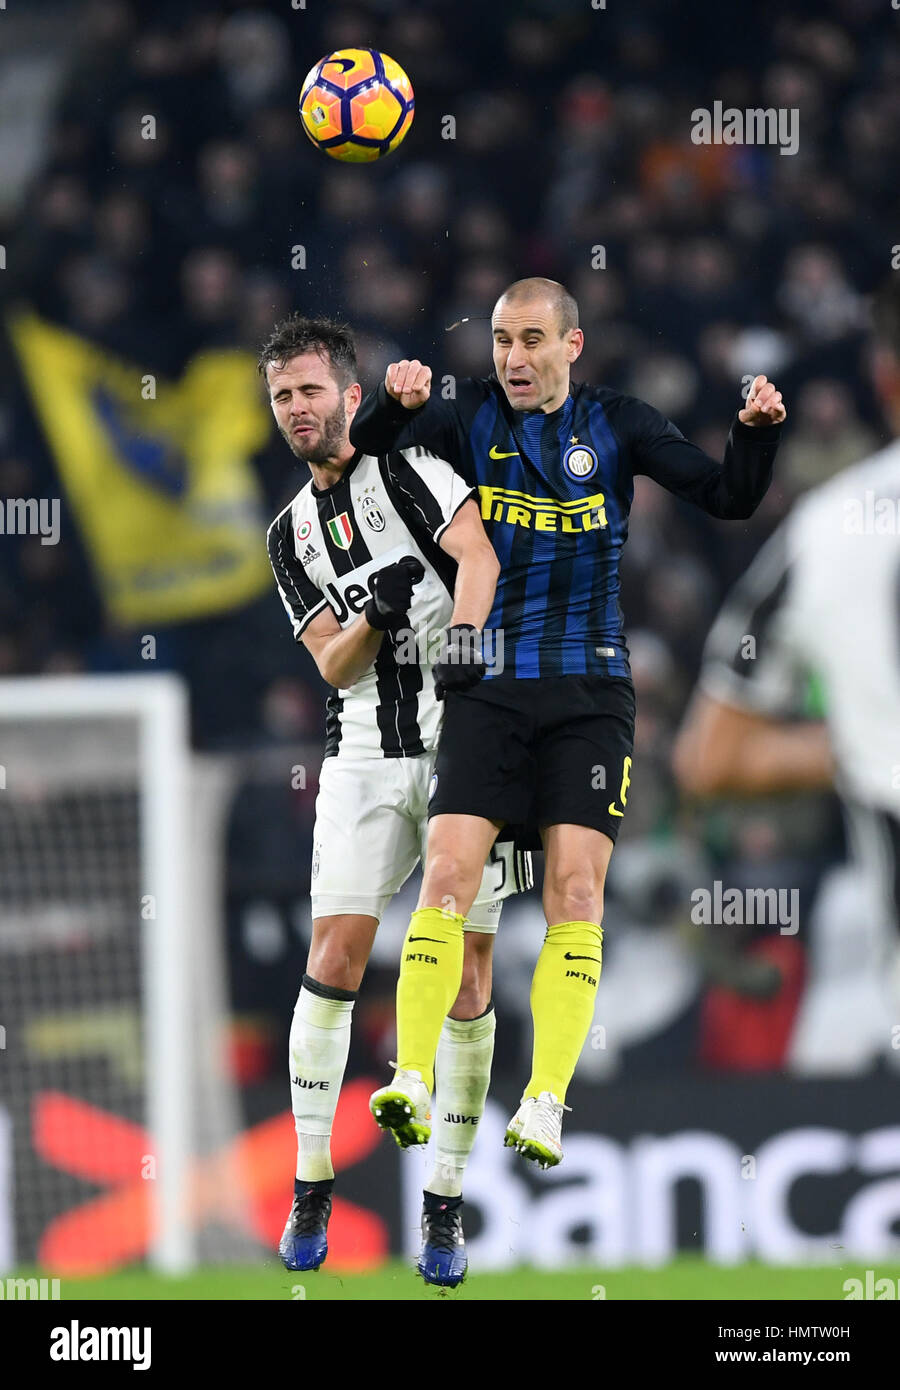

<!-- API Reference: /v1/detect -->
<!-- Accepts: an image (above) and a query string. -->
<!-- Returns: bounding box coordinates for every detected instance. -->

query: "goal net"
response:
[0,673,252,1275]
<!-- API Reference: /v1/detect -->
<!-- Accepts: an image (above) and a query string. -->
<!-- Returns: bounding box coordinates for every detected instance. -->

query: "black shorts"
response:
[429,674,636,849]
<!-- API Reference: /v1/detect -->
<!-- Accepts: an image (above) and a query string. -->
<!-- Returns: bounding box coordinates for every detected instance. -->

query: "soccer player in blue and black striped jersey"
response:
[351,276,787,1168]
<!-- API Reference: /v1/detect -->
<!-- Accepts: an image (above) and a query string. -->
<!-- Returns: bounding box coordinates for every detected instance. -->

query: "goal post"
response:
[0,672,241,1275]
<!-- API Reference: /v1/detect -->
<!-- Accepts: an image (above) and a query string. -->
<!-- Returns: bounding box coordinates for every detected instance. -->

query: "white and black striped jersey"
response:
[267,447,474,759]
[699,441,900,920]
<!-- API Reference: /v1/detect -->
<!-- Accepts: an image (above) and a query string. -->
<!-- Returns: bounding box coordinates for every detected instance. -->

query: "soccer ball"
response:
[299,48,414,163]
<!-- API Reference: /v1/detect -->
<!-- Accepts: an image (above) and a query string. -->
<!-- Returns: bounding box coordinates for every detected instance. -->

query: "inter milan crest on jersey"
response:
[326,512,354,549]
[361,493,386,532]
[563,444,598,481]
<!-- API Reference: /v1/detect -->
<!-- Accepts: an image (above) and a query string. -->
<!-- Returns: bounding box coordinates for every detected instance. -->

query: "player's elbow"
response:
[449,536,500,609]
[721,485,768,521]
[449,529,499,575]
[726,501,758,521]
[472,532,500,577]
[318,658,340,688]
[318,655,355,689]
[709,497,756,522]
[481,542,501,585]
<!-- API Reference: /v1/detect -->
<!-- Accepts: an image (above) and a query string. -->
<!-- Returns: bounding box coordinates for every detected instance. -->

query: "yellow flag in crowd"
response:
[8,310,272,626]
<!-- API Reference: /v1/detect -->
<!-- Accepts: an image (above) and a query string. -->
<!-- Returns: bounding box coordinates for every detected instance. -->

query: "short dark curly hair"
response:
[258,313,358,390]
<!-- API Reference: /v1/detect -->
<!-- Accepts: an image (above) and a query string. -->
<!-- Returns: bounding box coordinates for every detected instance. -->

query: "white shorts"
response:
[310,754,533,931]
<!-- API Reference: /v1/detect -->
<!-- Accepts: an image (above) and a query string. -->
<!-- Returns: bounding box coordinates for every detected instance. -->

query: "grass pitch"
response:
[19,1259,899,1301]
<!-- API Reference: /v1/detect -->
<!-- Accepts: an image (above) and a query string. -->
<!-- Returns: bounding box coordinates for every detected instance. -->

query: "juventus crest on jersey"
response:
[267,447,474,760]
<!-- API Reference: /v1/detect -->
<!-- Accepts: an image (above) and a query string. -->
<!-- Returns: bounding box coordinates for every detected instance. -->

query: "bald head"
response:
[491,277,584,413]
[495,277,579,336]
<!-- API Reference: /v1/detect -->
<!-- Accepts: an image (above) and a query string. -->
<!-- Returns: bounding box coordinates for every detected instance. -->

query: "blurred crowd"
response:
[1,0,898,1076]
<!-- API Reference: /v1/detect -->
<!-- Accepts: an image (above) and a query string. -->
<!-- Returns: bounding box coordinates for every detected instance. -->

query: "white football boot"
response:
[369,1067,432,1148]
[504,1096,534,1149]
[504,1091,571,1169]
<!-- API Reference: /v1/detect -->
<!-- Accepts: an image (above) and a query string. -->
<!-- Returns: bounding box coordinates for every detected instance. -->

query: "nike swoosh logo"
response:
[488,446,519,459]
[408,936,444,944]
[564,953,602,965]
[608,803,624,818]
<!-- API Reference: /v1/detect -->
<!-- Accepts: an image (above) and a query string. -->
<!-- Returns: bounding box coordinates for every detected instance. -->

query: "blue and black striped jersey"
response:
[350,378,782,680]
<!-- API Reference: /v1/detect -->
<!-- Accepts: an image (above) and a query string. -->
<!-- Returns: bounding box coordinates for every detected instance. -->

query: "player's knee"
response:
[544,869,602,925]
[422,849,480,913]
[307,930,365,992]
[306,952,359,993]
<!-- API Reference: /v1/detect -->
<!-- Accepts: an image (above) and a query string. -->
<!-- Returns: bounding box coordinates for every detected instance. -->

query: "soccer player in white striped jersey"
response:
[262,314,531,1287]
[674,275,900,980]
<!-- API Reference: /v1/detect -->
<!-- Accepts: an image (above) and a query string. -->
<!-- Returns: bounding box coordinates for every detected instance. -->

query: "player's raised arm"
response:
[349,358,463,459]
[628,375,786,519]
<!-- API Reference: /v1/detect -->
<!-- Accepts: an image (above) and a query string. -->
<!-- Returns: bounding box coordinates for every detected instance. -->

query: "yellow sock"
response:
[525,921,603,1103]
[396,907,465,1093]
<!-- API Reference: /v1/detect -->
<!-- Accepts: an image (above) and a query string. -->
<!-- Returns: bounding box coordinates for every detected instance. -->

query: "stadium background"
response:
[1,0,899,1295]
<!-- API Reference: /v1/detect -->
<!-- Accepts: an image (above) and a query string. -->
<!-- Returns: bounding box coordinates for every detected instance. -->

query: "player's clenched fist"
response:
[739,375,787,426]
[386,359,432,410]
[433,624,486,701]
[365,555,425,631]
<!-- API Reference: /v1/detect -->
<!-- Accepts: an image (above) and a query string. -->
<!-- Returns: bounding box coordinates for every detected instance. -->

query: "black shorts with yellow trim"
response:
[428,673,636,850]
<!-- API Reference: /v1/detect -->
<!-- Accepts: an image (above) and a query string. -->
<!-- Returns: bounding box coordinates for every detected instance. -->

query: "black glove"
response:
[433,623,486,700]
[364,555,425,631]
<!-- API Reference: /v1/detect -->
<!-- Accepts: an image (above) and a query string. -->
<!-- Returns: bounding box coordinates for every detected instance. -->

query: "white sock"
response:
[428,1007,496,1198]
[290,979,355,1181]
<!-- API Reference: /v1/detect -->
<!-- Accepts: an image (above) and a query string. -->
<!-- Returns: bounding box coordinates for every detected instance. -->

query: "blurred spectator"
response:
[179,245,241,350]
[778,244,867,344]
[778,378,880,494]
[217,10,291,117]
